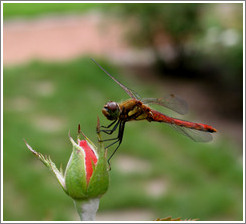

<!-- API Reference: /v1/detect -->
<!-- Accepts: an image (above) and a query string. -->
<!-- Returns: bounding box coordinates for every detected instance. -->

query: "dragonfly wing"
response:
[126,87,141,100]
[142,94,188,115]
[91,58,139,99]
[170,124,213,142]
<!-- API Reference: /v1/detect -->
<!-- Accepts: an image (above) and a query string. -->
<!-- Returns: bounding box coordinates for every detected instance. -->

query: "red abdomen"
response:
[150,110,217,133]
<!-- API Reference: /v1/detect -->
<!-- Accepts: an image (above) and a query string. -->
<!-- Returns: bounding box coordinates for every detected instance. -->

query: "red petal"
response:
[79,140,98,185]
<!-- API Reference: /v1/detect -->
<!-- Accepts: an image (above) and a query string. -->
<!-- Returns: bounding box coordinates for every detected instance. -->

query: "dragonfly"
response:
[91,58,217,163]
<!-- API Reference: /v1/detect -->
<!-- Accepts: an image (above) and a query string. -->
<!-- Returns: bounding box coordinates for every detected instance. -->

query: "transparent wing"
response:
[91,58,140,100]
[142,94,188,115]
[170,124,213,142]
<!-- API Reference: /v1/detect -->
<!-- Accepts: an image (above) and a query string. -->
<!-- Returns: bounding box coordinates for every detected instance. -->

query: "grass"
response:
[3,57,243,221]
[3,2,108,20]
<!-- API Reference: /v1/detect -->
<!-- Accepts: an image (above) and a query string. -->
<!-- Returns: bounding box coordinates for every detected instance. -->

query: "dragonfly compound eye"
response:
[107,101,119,111]
[102,101,120,120]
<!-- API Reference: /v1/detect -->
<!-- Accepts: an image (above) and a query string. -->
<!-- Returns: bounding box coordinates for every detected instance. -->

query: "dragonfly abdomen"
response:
[150,110,217,133]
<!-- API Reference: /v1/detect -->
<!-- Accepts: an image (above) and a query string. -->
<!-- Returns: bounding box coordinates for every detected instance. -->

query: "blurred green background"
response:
[3,2,243,221]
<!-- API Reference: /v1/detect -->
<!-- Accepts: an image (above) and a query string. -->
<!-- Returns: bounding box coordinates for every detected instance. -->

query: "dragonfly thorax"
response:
[102,101,120,120]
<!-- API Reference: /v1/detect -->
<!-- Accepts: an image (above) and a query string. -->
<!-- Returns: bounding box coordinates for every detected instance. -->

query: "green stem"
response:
[73,198,100,221]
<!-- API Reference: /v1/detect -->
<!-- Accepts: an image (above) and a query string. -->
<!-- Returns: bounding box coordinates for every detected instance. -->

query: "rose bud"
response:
[24,119,109,221]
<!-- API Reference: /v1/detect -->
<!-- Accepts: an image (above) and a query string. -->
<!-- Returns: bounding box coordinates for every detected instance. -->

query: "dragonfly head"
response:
[102,101,120,120]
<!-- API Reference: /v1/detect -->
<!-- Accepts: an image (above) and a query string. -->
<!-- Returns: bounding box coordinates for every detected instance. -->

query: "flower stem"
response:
[73,198,100,221]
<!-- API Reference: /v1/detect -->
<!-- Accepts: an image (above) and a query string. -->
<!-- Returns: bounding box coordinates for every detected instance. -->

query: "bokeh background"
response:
[3,2,243,221]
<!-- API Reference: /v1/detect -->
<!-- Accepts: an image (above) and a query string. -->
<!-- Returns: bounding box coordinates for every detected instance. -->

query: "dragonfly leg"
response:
[100,137,119,143]
[99,127,119,143]
[101,119,117,129]
[102,120,124,145]
[107,121,125,169]
[98,121,120,143]
[107,141,120,171]
[100,120,120,135]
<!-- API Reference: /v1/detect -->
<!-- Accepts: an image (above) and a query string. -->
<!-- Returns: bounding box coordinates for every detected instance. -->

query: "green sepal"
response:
[65,137,87,199]
[87,140,109,197]
[24,140,67,193]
